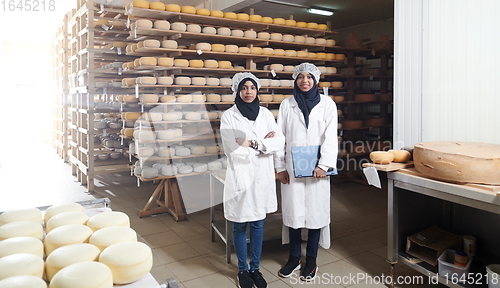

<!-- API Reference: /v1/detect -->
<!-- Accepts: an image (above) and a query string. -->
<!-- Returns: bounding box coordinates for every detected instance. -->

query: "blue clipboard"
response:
[291,145,338,178]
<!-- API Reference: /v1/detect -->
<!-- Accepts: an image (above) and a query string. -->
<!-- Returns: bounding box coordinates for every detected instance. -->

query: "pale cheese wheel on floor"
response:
[157,130,175,140]
[204,59,218,68]
[196,8,210,16]
[171,22,187,31]
[175,77,191,85]
[285,50,297,57]
[157,76,173,85]
[165,4,181,12]
[154,20,170,30]
[137,147,154,157]
[217,27,231,36]
[44,202,85,223]
[135,19,152,28]
[295,35,305,43]
[162,40,178,49]
[189,60,204,68]
[0,253,44,280]
[195,42,211,51]
[206,78,220,86]
[176,94,192,103]
[0,207,42,226]
[45,243,101,281]
[49,261,113,288]
[143,39,160,48]
[220,78,232,86]
[186,24,201,33]
[231,29,244,37]
[0,275,47,288]
[0,221,43,241]
[211,44,225,52]
[0,236,43,258]
[87,212,130,232]
[140,94,159,103]
[45,211,89,233]
[210,10,223,17]
[99,241,152,284]
[44,224,93,255]
[238,47,250,54]
[160,95,176,103]
[185,112,202,120]
[202,26,216,34]
[262,16,273,23]
[149,1,165,10]
[244,30,257,38]
[192,94,206,102]
[181,6,196,14]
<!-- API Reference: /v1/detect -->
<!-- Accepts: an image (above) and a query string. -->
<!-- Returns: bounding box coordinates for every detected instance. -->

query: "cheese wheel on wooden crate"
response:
[181,6,196,14]
[187,24,201,33]
[176,94,192,103]
[49,261,113,288]
[0,236,43,258]
[0,221,43,241]
[45,243,101,281]
[204,59,218,68]
[87,212,130,232]
[244,30,257,38]
[0,207,42,226]
[217,27,231,36]
[45,211,89,233]
[165,4,181,12]
[210,10,223,17]
[175,77,191,85]
[196,8,210,16]
[261,16,273,23]
[238,47,250,54]
[149,2,165,10]
[44,224,93,255]
[0,275,47,288]
[202,26,216,34]
[153,20,170,30]
[135,19,152,28]
[0,253,44,280]
[171,22,187,31]
[370,151,394,164]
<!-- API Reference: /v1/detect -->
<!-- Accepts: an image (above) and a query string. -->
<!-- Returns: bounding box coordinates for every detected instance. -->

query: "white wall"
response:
[395,0,500,147]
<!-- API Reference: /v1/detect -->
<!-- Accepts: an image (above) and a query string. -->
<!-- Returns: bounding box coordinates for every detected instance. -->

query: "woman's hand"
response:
[236,138,250,147]
[264,131,275,139]
[313,167,327,178]
[277,171,289,184]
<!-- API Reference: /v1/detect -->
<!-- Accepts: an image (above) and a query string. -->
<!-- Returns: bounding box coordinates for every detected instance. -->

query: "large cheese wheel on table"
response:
[99,241,152,284]
[49,261,113,288]
[413,141,500,185]
[0,275,47,288]
[45,243,101,281]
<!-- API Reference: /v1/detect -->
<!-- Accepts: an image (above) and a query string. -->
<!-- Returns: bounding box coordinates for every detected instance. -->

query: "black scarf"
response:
[235,78,260,121]
[293,74,320,128]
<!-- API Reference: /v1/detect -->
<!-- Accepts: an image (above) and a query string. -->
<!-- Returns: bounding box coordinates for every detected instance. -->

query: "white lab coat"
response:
[220,105,285,223]
[274,94,338,248]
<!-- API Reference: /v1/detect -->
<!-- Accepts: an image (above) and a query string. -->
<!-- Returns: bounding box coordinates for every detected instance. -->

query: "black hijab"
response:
[293,73,320,128]
[235,78,260,121]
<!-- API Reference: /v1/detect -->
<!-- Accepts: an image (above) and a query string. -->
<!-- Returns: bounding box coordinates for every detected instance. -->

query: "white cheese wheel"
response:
[217,27,231,36]
[251,47,263,54]
[196,8,210,16]
[281,65,294,72]
[219,78,232,86]
[89,226,137,252]
[139,57,157,66]
[45,211,89,233]
[140,94,159,103]
[305,37,316,44]
[162,113,178,121]
[238,47,250,54]
[262,16,273,23]
[317,66,327,73]
[269,79,280,87]
[315,38,327,45]
[284,50,296,57]
[192,94,206,102]
[162,40,178,49]
[272,49,285,56]
[158,147,176,158]
[206,94,221,102]
[161,165,178,176]
[206,78,220,86]
[204,59,218,68]
[208,160,222,171]
[189,60,204,68]
[137,147,154,157]
[190,146,206,155]
[210,10,223,17]
[270,63,284,71]
[259,79,270,87]
[156,129,175,140]
[49,261,113,288]
[181,6,196,14]
[137,130,156,141]
[99,241,152,284]
[135,19,152,28]
[165,4,181,12]
[270,33,283,41]
[176,94,193,103]
[87,212,130,232]
[175,77,191,85]
[231,29,244,37]
[197,125,212,133]
[211,44,225,52]
[244,30,257,38]
[178,165,193,174]
[0,221,43,241]
[259,94,273,102]
[141,167,159,179]
[186,24,201,33]
[160,95,176,103]
[0,275,47,288]
[44,225,93,255]
[192,163,208,173]
[0,236,43,258]
[282,34,294,42]
[153,20,170,30]
[172,129,182,137]
[185,112,202,120]
[144,112,162,122]
[273,18,286,25]
[257,32,270,39]
[195,42,211,51]
[175,147,191,156]
[327,67,337,74]
[45,243,101,281]
[143,39,160,48]
[202,26,216,34]
[157,76,173,85]
[0,207,42,226]
[149,1,164,10]
[173,59,189,68]
[171,22,187,32]
[218,61,232,69]
[221,94,235,102]
[307,22,319,29]
[138,76,157,85]
[262,48,274,55]
[294,35,305,43]
[44,202,84,223]
[0,253,44,280]
[326,39,336,46]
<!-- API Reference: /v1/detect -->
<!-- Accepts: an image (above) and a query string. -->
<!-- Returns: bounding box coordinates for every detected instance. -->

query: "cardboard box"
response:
[406,226,463,266]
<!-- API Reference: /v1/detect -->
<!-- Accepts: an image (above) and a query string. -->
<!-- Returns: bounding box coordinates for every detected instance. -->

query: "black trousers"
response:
[288,227,321,262]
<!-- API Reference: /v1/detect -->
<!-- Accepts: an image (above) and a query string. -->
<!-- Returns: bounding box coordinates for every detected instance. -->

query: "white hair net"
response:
[231,72,261,94]
[292,62,321,82]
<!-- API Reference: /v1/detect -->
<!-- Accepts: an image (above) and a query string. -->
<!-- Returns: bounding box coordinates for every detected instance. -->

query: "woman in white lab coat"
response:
[275,63,338,281]
[220,72,285,288]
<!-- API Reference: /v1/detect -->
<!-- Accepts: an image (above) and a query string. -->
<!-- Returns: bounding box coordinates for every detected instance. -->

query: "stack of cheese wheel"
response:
[45,211,89,233]
[0,207,42,226]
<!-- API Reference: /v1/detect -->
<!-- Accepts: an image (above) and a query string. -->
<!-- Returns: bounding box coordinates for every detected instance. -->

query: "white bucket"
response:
[486,264,500,288]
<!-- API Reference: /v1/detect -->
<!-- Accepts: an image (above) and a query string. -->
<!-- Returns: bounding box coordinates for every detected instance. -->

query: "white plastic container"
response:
[438,249,472,280]
[486,264,500,288]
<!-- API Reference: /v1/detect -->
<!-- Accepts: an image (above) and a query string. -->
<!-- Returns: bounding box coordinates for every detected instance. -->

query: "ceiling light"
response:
[307,8,334,16]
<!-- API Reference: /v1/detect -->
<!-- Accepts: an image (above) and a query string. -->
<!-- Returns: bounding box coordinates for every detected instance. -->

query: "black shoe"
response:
[249,270,267,288]
[300,260,318,282]
[237,271,254,288]
[278,257,301,278]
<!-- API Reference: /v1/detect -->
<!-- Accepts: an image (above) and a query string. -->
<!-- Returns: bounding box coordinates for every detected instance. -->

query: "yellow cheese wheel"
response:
[327,39,336,46]
[251,47,263,54]
[44,224,93,255]
[0,275,47,288]
[181,6,196,14]
[274,49,286,56]
[211,44,225,52]
[138,77,157,85]
[189,59,204,68]
[99,242,152,285]
[45,211,89,233]
[262,16,273,23]
[160,95,176,103]
[218,61,232,69]
[237,13,249,20]
[370,151,394,164]
[165,4,181,12]
[206,94,221,102]
[121,128,134,137]
[388,150,411,163]
[0,207,42,226]
[297,51,308,57]
[210,10,223,17]
[326,53,336,60]
[140,94,159,103]
[316,52,327,59]
[318,24,328,30]
[122,95,138,103]
[112,42,127,48]
[331,81,343,88]
[285,19,296,26]
[238,47,250,54]
[149,2,165,10]
[204,59,218,68]
[132,0,149,9]
[249,14,262,22]
[225,45,238,53]
[45,243,101,281]
[308,52,317,58]
[273,18,286,25]
[296,21,307,28]
[49,261,113,288]
[318,82,331,88]
[335,54,346,61]
[307,22,319,29]
[87,212,130,232]
[273,94,285,102]
[196,8,210,16]
[157,57,174,67]
[139,57,157,66]
[0,253,44,280]
[0,221,43,241]
[223,12,237,19]
[122,112,141,120]
[174,59,189,67]
[162,40,178,49]
[143,39,160,48]
[0,236,43,258]
[259,94,273,102]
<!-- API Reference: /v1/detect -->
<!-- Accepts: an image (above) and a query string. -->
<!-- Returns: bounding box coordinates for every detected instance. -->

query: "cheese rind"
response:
[89,226,137,251]
[49,261,113,288]
[87,212,130,232]
[99,242,152,284]
[45,243,101,281]
[0,207,42,226]
[44,202,84,223]
[0,275,47,288]
[45,211,90,233]
[0,221,43,241]
[0,253,44,280]
[0,236,43,258]
[44,224,93,255]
